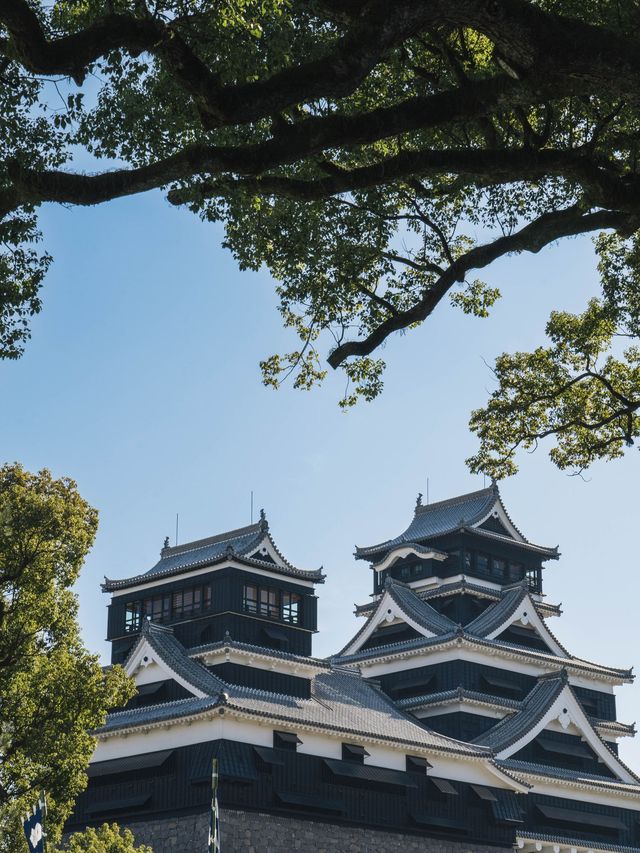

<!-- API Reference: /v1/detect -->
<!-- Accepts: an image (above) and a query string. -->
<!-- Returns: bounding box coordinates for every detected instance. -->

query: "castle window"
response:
[243,584,302,624]
[170,584,212,619]
[526,567,542,593]
[477,554,489,574]
[509,562,523,581]
[492,558,505,579]
[282,592,301,623]
[124,601,141,632]
[260,587,280,619]
[342,743,369,764]
[273,731,302,752]
[243,584,258,613]
[144,595,170,622]
[406,756,431,775]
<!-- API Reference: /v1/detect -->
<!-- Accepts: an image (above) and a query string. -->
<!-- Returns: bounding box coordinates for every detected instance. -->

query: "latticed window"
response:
[260,587,280,619]
[124,601,142,632]
[508,561,523,581]
[243,584,258,613]
[172,585,209,617]
[282,592,301,623]
[492,558,505,579]
[243,583,302,624]
[526,567,542,593]
[144,595,170,621]
[124,583,212,631]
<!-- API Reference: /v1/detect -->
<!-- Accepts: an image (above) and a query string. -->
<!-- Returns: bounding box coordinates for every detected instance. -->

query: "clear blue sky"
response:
[2,189,639,764]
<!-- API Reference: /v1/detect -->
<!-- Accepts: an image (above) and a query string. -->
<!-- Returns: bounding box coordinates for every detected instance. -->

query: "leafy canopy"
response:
[57,823,152,853]
[4,0,640,472]
[0,464,134,853]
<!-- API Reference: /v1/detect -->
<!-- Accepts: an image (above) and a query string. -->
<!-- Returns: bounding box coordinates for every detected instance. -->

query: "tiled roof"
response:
[101,623,490,758]
[474,672,640,787]
[354,580,503,618]
[356,486,499,558]
[472,671,567,751]
[189,638,330,669]
[516,832,640,853]
[395,689,634,739]
[337,579,457,657]
[396,687,522,712]
[98,695,219,732]
[219,668,490,756]
[465,584,529,637]
[500,759,640,793]
[131,621,227,696]
[464,583,569,655]
[103,519,324,590]
[355,484,557,560]
[334,629,632,682]
[370,542,448,570]
[385,579,458,635]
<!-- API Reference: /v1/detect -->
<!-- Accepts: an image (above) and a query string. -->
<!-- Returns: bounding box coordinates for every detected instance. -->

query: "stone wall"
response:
[120,808,510,853]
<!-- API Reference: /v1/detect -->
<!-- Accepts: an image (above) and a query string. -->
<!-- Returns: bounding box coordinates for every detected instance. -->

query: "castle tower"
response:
[68,487,640,853]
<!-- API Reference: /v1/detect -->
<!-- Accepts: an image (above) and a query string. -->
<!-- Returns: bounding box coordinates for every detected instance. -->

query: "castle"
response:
[67,484,640,852]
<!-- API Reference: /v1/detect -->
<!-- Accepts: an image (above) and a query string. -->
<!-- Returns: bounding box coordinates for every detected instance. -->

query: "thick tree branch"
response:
[176,147,639,211]
[4,0,640,128]
[327,207,640,368]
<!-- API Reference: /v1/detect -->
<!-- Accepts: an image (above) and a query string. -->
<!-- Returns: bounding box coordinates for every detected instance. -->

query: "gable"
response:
[125,638,204,698]
[478,516,514,537]
[512,729,617,778]
[495,623,558,655]
[494,682,637,784]
[360,622,422,651]
[479,592,568,659]
[125,678,193,710]
[338,583,455,657]
[247,534,288,568]
[474,497,527,544]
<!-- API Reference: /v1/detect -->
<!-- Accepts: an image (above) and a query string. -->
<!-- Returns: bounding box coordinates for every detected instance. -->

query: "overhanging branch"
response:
[327,207,640,368]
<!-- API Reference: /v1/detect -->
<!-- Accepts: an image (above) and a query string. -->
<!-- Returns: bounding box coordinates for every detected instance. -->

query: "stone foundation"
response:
[119,808,509,853]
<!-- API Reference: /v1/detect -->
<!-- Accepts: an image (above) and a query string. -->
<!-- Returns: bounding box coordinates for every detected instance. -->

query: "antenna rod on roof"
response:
[175,513,179,547]
[427,477,430,505]
[251,490,254,524]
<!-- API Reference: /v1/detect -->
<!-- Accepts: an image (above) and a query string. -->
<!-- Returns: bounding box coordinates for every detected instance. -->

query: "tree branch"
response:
[327,207,640,368]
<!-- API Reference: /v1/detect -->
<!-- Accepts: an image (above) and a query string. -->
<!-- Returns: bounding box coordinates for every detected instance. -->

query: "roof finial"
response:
[163,536,170,550]
[259,508,268,531]
[415,492,423,509]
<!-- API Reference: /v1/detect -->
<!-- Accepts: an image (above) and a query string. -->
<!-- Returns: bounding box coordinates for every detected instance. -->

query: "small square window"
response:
[508,562,523,581]
[273,731,302,751]
[406,755,431,775]
[492,558,506,578]
[243,584,258,613]
[342,743,369,764]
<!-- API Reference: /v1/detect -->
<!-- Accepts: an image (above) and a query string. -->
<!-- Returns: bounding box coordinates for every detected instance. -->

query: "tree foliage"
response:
[57,823,152,853]
[0,464,134,853]
[4,0,640,470]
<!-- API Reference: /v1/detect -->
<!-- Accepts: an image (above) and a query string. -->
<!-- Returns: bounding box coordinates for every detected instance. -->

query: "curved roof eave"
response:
[355,485,556,560]
[103,550,325,592]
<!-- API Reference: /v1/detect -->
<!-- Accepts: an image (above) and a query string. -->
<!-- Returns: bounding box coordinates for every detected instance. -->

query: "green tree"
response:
[3,0,640,471]
[57,823,152,853]
[0,464,134,853]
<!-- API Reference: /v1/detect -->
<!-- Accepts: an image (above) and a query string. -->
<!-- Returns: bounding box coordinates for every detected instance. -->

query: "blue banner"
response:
[23,795,46,853]
[209,758,220,853]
